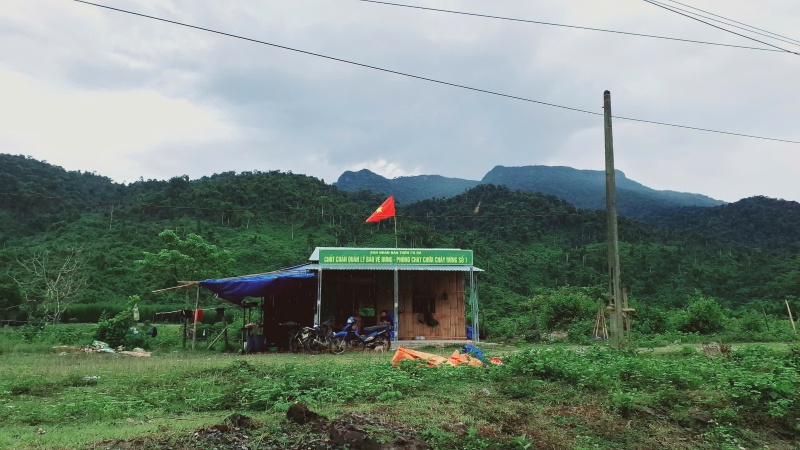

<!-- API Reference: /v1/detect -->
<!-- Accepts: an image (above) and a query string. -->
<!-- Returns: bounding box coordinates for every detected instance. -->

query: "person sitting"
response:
[351,311,362,334]
[378,309,394,326]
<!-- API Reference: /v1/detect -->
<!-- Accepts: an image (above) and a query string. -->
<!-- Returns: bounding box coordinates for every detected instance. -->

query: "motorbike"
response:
[278,321,303,353]
[329,316,393,354]
[298,319,335,353]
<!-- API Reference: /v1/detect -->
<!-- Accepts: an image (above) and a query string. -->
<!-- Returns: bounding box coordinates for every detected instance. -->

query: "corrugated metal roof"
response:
[304,263,484,272]
[309,247,465,261]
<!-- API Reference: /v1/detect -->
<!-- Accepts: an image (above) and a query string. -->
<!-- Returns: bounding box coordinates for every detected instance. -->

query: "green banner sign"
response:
[319,249,473,266]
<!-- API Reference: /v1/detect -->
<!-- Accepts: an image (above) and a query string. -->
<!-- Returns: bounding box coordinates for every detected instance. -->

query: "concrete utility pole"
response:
[604,90,626,349]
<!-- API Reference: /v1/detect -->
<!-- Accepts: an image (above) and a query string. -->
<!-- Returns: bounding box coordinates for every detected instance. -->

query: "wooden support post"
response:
[192,286,199,351]
[393,268,399,342]
[469,267,480,343]
[604,90,626,350]
[182,317,187,350]
[786,299,797,334]
[316,268,323,326]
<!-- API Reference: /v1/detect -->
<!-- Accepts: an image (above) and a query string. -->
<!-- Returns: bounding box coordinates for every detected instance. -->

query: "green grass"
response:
[0,343,799,449]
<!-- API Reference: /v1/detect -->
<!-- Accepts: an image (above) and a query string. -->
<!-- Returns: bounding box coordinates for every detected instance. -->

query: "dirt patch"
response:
[93,408,429,450]
[287,404,429,450]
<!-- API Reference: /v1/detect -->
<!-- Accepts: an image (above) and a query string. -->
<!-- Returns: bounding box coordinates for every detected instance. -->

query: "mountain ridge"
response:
[335,165,723,219]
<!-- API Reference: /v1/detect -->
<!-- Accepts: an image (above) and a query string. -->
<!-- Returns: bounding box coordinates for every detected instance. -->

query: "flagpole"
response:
[394,215,398,248]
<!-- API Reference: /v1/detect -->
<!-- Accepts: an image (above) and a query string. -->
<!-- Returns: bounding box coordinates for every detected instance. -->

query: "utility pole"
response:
[604,90,626,349]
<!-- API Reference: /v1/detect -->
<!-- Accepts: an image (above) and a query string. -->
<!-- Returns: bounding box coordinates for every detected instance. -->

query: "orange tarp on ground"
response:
[391,347,496,367]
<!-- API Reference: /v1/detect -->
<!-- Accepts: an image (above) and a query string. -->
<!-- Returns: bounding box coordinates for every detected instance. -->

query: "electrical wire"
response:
[355,0,780,53]
[72,1,800,145]
[72,0,598,116]
[642,0,800,56]
[660,0,800,46]
[651,0,800,48]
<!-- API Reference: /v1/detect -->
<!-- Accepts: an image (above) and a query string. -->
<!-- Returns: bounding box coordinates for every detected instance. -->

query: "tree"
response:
[13,248,88,324]
[136,230,235,285]
[0,279,26,323]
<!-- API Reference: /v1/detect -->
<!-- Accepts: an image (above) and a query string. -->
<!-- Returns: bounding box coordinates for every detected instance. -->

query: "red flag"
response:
[366,196,395,223]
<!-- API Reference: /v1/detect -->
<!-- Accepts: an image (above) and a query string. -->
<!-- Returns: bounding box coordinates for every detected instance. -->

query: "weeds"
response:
[1,345,799,449]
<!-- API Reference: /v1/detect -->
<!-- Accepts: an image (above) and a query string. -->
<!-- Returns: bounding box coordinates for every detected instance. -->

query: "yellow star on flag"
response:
[366,196,396,223]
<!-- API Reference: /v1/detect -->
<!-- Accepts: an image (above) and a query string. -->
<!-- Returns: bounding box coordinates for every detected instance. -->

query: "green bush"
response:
[567,319,594,344]
[737,311,767,333]
[632,305,668,334]
[532,286,599,332]
[94,296,145,348]
[523,330,541,343]
[678,294,727,335]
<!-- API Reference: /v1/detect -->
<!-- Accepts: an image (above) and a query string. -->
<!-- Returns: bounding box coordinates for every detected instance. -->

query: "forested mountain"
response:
[481,165,723,219]
[335,169,479,203]
[642,196,800,252]
[334,165,723,220]
[0,154,797,335]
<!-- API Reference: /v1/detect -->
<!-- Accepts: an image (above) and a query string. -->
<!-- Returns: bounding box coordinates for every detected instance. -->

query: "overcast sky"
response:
[1,0,798,202]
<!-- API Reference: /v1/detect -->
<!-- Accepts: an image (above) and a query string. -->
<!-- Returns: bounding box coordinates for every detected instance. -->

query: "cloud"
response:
[0,0,798,201]
[0,69,236,182]
[348,159,421,179]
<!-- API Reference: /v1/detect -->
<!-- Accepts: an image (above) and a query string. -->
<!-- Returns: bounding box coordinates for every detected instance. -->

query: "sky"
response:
[1,0,798,202]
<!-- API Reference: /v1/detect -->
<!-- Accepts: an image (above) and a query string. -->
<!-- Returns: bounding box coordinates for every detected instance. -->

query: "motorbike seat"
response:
[361,325,391,334]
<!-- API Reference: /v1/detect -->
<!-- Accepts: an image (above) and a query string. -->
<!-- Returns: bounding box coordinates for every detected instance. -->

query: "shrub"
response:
[738,311,767,333]
[678,294,727,335]
[523,330,541,343]
[94,296,144,348]
[632,305,668,334]
[533,286,599,332]
[567,319,594,344]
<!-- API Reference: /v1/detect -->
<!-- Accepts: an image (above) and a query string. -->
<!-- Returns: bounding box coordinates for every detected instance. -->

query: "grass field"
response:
[1,338,799,450]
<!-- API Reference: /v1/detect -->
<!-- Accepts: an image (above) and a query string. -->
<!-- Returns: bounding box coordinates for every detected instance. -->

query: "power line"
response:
[72,0,597,117]
[653,0,800,48]
[73,0,800,144]
[661,0,800,46]
[642,0,800,56]
[355,0,781,53]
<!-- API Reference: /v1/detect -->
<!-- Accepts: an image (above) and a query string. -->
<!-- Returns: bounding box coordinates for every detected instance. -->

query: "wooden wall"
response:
[322,269,467,339]
[395,271,466,340]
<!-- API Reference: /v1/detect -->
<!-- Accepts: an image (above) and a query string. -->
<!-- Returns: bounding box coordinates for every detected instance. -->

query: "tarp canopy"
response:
[199,265,315,305]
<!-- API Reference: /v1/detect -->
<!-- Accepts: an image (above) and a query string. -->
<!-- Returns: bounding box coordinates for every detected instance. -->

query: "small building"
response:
[199,247,483,344]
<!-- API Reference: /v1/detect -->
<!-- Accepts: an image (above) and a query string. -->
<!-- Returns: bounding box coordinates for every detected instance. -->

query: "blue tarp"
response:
[199,265,315,305]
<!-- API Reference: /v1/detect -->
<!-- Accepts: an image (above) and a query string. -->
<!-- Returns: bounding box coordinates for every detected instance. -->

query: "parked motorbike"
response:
[298,319,335,353]
[329,316,393,354]
[278,321,303,353]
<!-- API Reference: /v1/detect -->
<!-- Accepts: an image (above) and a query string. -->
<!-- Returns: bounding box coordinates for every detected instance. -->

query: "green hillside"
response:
[642,196,800,251]
[0,154,797,340]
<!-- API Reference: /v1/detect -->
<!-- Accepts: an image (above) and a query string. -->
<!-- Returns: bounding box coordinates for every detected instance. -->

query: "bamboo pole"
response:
[786,299,797,334]
[182,318,187,349]
[207,325,230,350]
[151,283,198,294]
[192,286,200,350]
